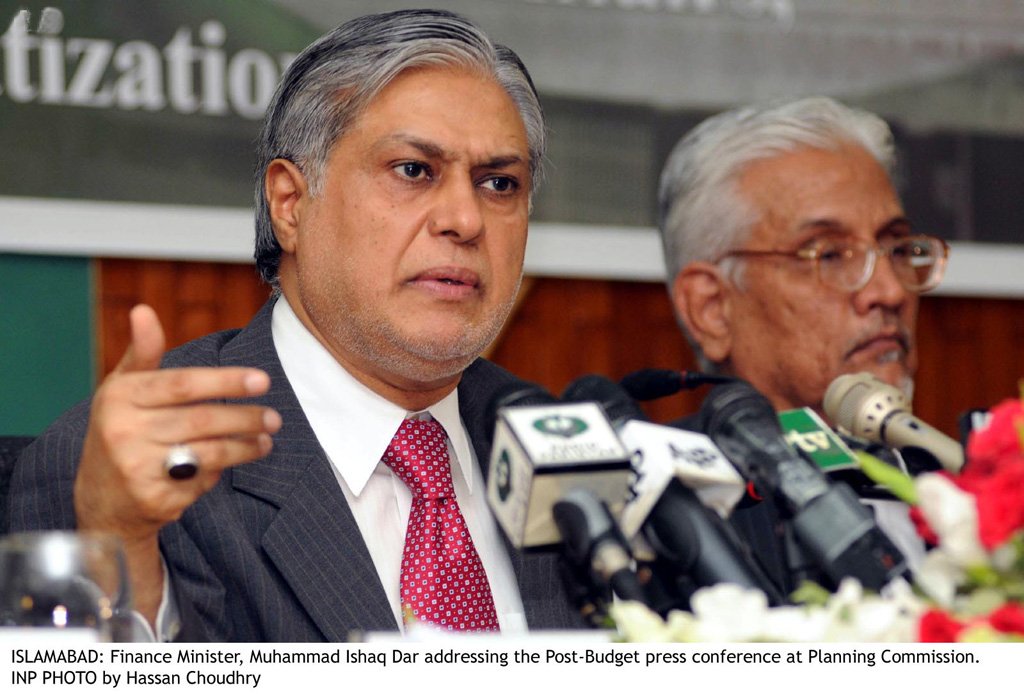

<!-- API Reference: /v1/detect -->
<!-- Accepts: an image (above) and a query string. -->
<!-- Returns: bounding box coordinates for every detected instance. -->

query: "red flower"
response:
[954,458,1024,549]
[966,399,1024,470]
[988,602,1024,635]
[918,609,967,642]
[909,505,939,546]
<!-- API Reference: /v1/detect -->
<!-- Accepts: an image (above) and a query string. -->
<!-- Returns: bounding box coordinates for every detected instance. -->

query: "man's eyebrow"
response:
[480,154,527,170]
[797,218,846,233]
[382,135,447,160]
[879,216,913,234]
[796,215,913,234]
[378,134,527,169]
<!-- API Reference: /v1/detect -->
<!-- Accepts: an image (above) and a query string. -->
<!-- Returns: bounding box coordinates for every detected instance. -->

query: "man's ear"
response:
[671,262,733,364]
[264,159,308,254]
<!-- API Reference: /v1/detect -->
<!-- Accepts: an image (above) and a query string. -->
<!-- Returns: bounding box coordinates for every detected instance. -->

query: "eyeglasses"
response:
[715,233,949,293]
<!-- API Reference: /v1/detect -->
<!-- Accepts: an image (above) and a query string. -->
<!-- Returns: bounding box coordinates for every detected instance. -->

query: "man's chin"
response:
[845,362,915,401]
[388,329,495,382]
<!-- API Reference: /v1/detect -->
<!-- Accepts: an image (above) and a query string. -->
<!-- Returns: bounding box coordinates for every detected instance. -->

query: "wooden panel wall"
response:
[97,259,272,376]
[96,259,1024,438]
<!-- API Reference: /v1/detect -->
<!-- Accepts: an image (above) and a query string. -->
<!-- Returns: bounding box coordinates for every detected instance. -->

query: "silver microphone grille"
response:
[823,372,908,441]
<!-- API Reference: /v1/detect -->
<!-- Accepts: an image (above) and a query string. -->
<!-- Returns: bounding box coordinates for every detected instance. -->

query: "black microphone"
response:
[699,380,909,591]
[620,368,735,402]
[958,408,990,450]
[552,488,647,605]
[562,375,786,606]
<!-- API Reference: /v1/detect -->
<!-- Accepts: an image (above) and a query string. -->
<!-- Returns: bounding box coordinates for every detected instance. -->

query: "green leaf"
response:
[960,587,1006,617]
[965,564,1002,588]
[790,581,832,607]
[855,451,919,504]
[958,624,1004,642]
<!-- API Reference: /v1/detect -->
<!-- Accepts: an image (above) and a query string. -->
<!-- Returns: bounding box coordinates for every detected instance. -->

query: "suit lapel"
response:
[223,300,396,639]
[234,450,397,640]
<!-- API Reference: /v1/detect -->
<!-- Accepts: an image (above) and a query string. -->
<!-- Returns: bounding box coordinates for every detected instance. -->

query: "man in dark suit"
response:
[657,97,950,593]
[9,9,581,641]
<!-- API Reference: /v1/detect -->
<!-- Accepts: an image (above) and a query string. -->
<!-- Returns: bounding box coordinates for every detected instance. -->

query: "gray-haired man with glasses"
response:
[659,96,948,418]
[658,97,948,588]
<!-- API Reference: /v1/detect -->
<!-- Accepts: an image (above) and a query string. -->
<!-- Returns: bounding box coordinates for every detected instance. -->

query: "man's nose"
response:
[855,250,912,311]
[429,175,484,243]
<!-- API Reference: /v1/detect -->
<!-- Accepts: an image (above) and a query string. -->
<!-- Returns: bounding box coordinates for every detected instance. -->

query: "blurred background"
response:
[3,0,1024,436]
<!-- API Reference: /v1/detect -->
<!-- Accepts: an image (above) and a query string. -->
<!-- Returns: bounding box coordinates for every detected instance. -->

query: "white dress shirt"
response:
[271,297,527,634]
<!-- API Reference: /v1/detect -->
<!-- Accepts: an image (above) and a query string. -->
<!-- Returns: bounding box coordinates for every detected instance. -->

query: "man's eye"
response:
[891,240,929,259]
[816,243,854,264]
[395,162,429,180]
[481,176,517,193]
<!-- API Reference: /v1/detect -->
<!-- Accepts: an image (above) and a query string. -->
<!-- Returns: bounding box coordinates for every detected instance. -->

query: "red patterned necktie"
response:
[382,418,499,632]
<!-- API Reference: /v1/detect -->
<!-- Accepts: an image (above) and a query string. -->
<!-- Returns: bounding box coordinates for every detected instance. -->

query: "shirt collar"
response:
[270,297,475,496]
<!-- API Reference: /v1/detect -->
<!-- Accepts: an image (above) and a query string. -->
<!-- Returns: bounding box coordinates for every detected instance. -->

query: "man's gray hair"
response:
[254,9,545,286]
[656,96,896,369]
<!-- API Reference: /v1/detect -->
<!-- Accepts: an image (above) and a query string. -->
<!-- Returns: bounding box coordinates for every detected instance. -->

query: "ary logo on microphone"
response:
[668,442,718,468]
[532,415,588,438]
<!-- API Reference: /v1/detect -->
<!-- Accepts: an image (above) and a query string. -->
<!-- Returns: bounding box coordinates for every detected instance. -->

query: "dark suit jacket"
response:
[8,298,583,641]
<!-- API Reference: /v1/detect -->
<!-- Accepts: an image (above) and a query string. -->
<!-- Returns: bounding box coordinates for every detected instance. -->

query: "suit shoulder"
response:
[162,327,245,368]
[461,358,523,390]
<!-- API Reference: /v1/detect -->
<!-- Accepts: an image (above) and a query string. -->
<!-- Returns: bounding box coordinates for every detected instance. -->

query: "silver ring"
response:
[164,444,199,480]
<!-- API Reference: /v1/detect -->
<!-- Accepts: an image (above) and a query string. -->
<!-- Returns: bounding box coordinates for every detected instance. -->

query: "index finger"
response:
[129,367,271,408]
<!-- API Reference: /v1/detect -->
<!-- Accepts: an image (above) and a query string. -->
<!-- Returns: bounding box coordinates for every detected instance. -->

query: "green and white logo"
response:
[532,415,588,438]
[495,449,512,502]
[778,407,858,471]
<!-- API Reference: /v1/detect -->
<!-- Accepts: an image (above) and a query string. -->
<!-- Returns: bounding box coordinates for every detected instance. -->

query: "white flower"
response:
[915,473,987,567]
[759,606,831,642]
[825,596,916,642]
[991,542,1020,573]
[813,578,916,642]
[688,584,770,641]
[611,601,678,642]
[915,548,965,607]
[611,580,925,643]
[663,609,701,642]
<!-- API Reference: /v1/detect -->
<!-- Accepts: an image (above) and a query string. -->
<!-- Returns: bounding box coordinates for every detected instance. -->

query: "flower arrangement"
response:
[908,396,1024,642]
[612,394,1024,643]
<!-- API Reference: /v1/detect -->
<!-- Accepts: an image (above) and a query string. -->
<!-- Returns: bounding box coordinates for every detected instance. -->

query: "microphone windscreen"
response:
[482,379,556,450]
[620,369,684,401]
[563,374,646,428]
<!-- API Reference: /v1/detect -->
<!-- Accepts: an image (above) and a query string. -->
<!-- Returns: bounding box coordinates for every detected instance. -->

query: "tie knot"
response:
[382,418,454,500]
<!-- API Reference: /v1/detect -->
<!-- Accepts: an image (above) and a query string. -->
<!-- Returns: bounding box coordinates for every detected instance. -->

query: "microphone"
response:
[620,368,735,401]
[552,488,647,605]
[484,380,645,617]
[699,380,909,591]
[485,380,633,548]
[562,375,786,605]
[958,408,991,449]
[823,372,964,473]
[778,406,904,499]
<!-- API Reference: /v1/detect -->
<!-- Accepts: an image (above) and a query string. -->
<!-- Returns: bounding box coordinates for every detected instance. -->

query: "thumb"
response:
[114,304,167,374]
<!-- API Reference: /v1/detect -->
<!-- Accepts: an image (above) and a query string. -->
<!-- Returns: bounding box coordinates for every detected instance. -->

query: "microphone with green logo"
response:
[777,407,899,499]
[485,381,633,550]
[483,380,645,617]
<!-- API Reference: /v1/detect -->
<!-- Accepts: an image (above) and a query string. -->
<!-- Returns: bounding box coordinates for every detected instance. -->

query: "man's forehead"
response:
[347,66,528,153]
[741,145,902,242]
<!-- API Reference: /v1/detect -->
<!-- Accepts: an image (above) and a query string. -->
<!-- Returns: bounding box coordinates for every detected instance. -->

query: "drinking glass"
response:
[0,531,133,641]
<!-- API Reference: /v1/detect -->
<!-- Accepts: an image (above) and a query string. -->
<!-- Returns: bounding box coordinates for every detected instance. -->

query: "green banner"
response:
[0,0,318,206]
